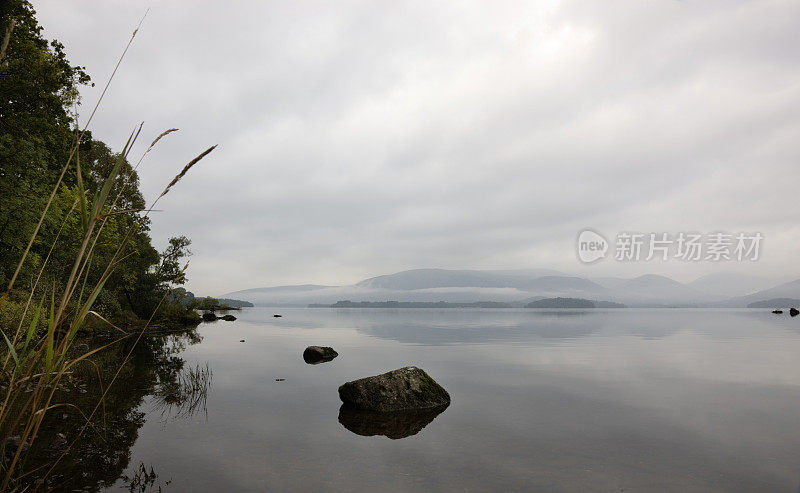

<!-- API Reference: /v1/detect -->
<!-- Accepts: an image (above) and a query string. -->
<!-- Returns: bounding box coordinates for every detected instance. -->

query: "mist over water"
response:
[98,308,800,491]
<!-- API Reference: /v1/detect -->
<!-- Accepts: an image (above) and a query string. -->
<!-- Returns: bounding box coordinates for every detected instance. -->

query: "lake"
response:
[40,307,800,491]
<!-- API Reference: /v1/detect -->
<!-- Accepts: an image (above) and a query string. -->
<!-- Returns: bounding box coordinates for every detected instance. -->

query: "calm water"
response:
[83,308,800,491]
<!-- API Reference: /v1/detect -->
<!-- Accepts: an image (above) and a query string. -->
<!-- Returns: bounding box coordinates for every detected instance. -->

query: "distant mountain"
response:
[688,273,781,298]
[621,274,689,291]
[724,279,800,307]
[591,277,630,289]
[311,300,511,308]
[221,270,608,306]
[356,269,605,293]
[222,285,339,306]
[221,268,790,308]
[482,268,568,277]
[746,298,800,309]
[608,274,714,306]
[222,285,544,306]
[226,284,334,295]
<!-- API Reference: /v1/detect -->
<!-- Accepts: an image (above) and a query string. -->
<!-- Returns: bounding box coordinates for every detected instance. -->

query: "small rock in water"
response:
[221,314,237,321]
[791,308,799,317]
[202,312,218,322]
[338,366,450,412]
[239,339,245,342]
[273,314,283,318]
[772,310,784,314]
[276,378,285,381]
[303,346,338,364]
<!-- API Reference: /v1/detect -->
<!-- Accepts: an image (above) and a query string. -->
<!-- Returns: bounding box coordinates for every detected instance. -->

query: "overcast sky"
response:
[35,0,800,295]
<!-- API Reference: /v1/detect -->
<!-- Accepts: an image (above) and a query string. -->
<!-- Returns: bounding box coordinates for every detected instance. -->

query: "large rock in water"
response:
[791,308,799,317]
[338,366,450,412]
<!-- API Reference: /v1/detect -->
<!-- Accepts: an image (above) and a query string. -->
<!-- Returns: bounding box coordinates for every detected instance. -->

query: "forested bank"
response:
[0,0,201,333]
[0,2,218,487]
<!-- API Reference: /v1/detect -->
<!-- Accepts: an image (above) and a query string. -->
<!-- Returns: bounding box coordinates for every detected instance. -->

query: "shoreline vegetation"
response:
[0,2,217,488]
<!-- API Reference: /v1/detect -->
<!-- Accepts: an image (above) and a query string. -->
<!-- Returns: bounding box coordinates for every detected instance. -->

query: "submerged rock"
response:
[273,314,283,318]
[220,314,237,321]
[791,308,799,317]
[338,366,450,412]
[772,310,784,314]
[303,346,338,364]
[338,403,448,439]
[202,312,218,322]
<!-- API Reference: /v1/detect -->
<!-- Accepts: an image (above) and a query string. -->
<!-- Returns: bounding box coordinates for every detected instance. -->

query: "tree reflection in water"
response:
[5,329,210,491]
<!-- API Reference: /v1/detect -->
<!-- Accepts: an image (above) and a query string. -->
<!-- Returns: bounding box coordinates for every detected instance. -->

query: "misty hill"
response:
[355,268,593,292]
[223,269,610,306]
[688,273,783,298]
[592,275,710,305]
[724,279,800,307]
[746,298,800,309]
[223,284,336,305]
[591,277,630,289]
[310,300,511,308]
[602,274,713,306]
[221,268,796,308]
[228,284,335,295]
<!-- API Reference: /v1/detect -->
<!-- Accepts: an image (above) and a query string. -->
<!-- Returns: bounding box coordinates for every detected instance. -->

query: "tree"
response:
[0,2,198,328]
[197,298,219,313]
[0,0,90,288]
[158,236,191,286]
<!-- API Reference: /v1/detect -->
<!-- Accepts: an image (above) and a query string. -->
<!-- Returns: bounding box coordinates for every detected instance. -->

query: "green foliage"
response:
[0,2,195,327]
[0,3,214,489]
[0,0,90,288]
[197,297,219,312]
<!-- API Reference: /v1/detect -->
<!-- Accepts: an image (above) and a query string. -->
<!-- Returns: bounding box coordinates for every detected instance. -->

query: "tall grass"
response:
[0,16,216,489]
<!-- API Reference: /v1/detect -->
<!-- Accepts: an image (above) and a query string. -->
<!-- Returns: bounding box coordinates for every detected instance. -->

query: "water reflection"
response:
[256,307,800,345]
[11,329,209,491]
[152,362,213,422]
[338,404,449,439]
[17,307,800,492]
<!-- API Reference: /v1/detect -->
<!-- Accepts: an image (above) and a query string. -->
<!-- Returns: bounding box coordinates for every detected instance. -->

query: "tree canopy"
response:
[0,1,196,327]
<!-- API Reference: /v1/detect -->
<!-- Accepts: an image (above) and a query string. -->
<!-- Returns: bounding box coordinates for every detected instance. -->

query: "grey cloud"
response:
[35,0,800,294]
